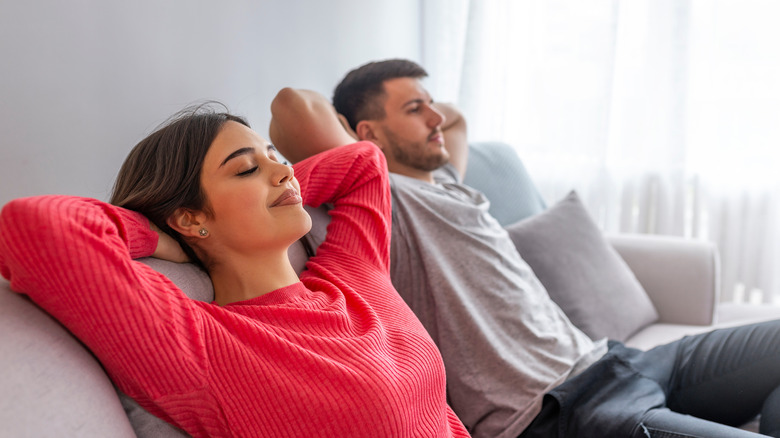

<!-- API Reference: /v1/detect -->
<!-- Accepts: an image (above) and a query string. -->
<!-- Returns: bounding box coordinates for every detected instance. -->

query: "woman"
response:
[0,97,470,437]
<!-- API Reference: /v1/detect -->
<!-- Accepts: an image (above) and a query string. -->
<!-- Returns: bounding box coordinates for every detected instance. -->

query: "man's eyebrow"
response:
[402,97,434,109]
[219,147,255,167]
[402,98,425,108]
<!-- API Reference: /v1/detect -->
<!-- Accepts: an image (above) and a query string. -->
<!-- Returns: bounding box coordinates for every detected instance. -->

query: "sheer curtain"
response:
[421,0,780,303]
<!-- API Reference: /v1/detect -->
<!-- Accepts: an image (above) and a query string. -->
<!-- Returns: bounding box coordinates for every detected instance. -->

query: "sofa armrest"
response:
[607,234,720,326]
[0,279,137,437]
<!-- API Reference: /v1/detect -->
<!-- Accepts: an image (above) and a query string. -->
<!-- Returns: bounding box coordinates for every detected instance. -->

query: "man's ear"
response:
[355,120,380,145]
[167,208,207,238]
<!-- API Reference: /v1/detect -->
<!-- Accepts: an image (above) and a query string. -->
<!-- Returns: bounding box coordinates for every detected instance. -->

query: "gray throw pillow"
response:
[505,191,658,341]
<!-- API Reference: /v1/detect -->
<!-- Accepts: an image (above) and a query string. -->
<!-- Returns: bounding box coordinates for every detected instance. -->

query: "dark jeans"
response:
[520,320,780,438]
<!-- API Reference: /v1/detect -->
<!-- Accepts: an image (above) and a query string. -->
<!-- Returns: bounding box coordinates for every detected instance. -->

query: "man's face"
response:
[370,77,450,175]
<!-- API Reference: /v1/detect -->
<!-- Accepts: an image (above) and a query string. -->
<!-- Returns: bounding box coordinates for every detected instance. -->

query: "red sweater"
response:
[0,142,469,437]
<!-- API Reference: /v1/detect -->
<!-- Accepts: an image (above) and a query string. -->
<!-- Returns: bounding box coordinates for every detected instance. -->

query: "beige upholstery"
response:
[611,233,780,351]
[0,288,136,438]
[610,233,720,326]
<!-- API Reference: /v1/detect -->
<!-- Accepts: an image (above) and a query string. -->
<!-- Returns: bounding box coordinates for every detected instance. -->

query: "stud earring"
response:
[198,228,209,237]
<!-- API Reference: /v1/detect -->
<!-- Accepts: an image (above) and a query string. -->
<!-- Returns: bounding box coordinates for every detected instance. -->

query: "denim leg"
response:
[529,322,780,438]
[635,408,769,438]
[666,320,780,426]
[761,385,780,436]
[636,320,780,436]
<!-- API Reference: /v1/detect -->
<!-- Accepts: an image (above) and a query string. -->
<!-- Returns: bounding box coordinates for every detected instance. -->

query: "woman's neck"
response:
[209,251,300,306]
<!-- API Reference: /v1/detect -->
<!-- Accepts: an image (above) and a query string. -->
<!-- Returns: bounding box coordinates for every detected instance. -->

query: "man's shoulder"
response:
[389,165,489,211]
[388,163,463,188]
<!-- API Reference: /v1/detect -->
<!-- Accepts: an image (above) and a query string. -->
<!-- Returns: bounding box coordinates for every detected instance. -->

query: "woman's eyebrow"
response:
[219,147,255,167]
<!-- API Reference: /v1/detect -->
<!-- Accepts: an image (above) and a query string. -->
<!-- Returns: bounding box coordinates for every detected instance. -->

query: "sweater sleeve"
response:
[0,195,208,400]
[293,141,391,274]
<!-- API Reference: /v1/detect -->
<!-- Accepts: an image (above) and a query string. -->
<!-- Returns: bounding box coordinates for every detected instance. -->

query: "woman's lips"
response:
[270,188,302,207]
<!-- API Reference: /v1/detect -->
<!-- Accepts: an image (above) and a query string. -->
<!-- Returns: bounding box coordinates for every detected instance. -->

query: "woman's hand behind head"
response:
[150,222,190,264]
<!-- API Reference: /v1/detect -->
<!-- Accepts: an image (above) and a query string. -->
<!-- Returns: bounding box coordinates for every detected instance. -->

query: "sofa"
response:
[2,141,779,437]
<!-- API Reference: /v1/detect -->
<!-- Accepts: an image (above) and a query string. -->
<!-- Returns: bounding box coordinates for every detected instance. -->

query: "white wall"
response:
[0,0,421,206]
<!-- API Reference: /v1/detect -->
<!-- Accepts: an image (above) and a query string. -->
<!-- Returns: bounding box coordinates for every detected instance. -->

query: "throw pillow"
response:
[505,191,658,341]
[464,142,546,226]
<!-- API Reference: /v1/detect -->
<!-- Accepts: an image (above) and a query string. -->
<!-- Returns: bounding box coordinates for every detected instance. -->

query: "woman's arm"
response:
[0,196,207,398]
[292,143,392,274]
[271,88,392,273]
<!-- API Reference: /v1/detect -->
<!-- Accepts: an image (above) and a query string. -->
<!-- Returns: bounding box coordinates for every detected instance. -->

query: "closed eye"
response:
[236,166,258,177]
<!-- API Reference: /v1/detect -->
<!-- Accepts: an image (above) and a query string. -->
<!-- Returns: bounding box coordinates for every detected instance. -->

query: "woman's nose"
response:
[271,161,294,186]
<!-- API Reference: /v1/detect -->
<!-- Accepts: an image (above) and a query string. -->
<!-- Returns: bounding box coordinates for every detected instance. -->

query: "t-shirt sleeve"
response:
[292,141,391,274]
[0,195,209,400]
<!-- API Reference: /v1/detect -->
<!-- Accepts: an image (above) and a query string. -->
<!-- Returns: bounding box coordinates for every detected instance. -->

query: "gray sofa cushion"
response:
[505,191,659,341]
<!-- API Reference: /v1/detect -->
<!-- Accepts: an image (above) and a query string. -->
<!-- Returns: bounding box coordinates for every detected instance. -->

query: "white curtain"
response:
[421,0,780,304]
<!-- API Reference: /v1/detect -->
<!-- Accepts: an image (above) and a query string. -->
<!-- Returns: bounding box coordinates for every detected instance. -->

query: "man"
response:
[269,59,780,438]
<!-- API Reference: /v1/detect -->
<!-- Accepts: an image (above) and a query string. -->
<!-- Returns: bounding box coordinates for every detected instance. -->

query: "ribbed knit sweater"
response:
[0,142,469,437]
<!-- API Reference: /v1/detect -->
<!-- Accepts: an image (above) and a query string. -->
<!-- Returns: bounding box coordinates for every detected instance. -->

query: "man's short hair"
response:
[333,59,428,131]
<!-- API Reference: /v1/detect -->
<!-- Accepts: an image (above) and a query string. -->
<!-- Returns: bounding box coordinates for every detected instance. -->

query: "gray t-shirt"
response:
[389,165,607,438]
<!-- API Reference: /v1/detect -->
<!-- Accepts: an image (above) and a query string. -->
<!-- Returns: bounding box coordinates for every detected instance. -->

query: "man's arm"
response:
[434,102,468,179]
[269,88,356,164]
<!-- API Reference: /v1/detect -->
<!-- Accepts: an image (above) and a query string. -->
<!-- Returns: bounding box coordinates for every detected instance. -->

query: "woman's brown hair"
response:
[110,103,249,266]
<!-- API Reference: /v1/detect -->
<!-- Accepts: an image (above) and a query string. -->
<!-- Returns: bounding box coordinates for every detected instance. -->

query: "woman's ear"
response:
[167,208,207,238]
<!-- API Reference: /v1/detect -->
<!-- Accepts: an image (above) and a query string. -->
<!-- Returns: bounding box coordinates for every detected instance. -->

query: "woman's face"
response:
[198,121,311,256]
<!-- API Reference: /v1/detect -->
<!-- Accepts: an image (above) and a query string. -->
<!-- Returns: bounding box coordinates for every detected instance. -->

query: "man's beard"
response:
[383,127,449,172]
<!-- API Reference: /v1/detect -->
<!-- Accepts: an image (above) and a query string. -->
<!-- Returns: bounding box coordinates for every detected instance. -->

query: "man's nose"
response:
[427,105,445,128]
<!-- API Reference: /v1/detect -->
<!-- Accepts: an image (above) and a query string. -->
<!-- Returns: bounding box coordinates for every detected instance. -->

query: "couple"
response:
[2,59,779,437]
